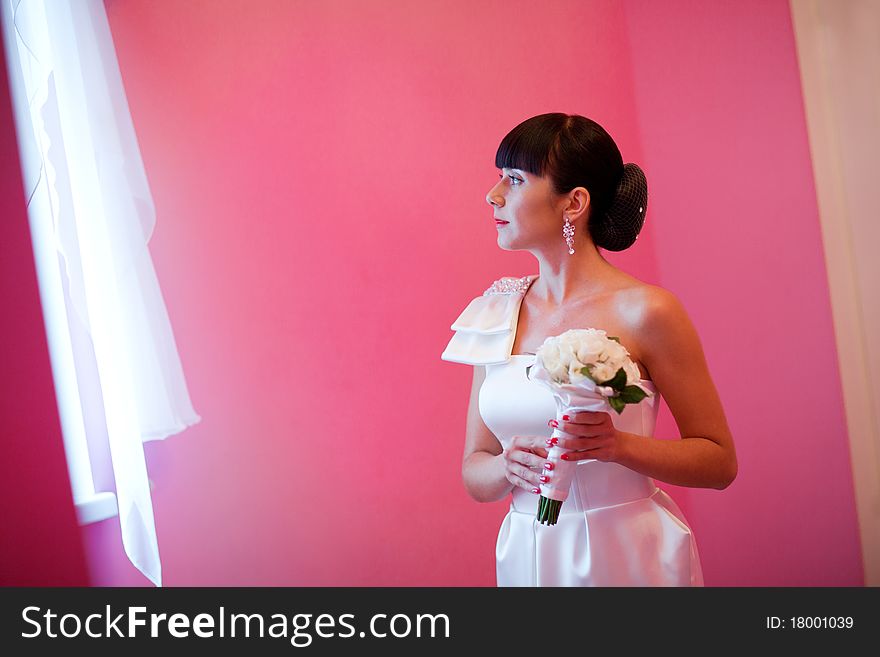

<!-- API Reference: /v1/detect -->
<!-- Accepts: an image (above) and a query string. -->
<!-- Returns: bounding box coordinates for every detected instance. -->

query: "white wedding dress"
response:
[442,275,704,586]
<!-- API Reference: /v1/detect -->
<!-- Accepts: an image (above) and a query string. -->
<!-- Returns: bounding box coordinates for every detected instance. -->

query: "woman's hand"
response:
[554,411,627,463]
[501,436,550,494]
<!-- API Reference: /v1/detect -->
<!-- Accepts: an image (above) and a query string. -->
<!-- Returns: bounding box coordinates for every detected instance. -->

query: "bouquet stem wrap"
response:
[538,395,612,525]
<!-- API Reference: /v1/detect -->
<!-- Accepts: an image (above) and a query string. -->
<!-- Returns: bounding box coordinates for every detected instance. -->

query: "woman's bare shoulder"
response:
[610,278,676,324]
[626,284,702,363]
[610,282,694,358]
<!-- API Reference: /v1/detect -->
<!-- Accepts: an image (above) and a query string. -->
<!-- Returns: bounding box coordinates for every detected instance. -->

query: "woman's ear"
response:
[565,187,591,224]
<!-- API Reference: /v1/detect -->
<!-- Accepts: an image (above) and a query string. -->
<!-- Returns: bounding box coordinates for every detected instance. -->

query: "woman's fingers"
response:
[559,411,612,438]
[504,464,538,493]
[503,441,544,493]
[559,435,600,449]
[512,434,553,453]
[556,431,623,463]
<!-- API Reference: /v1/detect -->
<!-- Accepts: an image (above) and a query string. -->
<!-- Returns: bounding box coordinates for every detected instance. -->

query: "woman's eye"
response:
[498,172,522,185]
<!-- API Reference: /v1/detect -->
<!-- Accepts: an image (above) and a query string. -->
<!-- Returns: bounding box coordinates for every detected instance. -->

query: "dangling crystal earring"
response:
[563,218,575,255]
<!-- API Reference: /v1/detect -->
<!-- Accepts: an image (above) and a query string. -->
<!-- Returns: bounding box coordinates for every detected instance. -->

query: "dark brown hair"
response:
[495,113,648,251]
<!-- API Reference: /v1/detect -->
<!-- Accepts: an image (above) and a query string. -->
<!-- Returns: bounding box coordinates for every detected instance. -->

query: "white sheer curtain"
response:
[790,0,880,586]
[1,0,200,586]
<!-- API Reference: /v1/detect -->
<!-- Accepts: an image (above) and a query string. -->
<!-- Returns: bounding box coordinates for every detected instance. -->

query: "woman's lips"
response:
[495,220,509,226]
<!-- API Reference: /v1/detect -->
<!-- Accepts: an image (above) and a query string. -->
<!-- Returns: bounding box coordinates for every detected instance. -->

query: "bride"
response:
[442,113,737,586]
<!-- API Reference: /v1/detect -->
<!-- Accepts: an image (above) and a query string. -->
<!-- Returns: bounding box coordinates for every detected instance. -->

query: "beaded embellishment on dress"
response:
[482,275,536,296]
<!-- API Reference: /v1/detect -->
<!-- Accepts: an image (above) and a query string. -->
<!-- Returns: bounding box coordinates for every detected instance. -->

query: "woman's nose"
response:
[486,184,503,207]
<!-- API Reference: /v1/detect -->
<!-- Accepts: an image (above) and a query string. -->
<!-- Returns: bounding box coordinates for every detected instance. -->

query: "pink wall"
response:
[623,0,862,585]
[0,39,90,585]
[2,0,854,585]
[93,0,655,586]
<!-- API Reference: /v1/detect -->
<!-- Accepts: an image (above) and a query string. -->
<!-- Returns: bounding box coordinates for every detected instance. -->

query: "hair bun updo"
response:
[588,162,648,252]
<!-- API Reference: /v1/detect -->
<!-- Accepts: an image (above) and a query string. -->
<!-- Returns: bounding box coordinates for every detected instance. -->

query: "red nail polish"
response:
[561,453,569,461]
[544,462,553,470]
[562,414,570,421]
[548,419,559,428]
[531,487,540,494]
[539,475,549,483]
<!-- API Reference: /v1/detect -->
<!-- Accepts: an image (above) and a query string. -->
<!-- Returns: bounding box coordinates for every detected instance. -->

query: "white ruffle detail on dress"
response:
[440,275,537,366]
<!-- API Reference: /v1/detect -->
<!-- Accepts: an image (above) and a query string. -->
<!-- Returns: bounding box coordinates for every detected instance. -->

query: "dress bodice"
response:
[481,353,661,515]
[480,354,659,450]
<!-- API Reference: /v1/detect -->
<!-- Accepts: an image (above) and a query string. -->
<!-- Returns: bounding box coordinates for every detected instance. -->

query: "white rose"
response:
[576,332,608,364]
[602,340,629,364]
[591,361,616,384]
[624,359,642,385]
[568,360,590,384]
[558,331,583,355]
[538,339,570,383]
[556,340,580,382]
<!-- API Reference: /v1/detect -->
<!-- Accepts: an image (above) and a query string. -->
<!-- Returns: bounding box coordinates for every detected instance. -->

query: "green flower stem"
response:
[536,497,562,525]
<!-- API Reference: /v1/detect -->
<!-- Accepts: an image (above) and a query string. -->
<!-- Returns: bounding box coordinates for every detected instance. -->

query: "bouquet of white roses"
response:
[526,328,653,526]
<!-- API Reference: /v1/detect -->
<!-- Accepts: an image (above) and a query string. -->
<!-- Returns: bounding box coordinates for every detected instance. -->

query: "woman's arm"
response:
[461,366,514,502]
[617,288,738,490]
[461,366,551,502]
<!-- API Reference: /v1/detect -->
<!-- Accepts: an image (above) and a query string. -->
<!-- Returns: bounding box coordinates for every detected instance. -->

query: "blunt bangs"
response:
[494,113,568,177]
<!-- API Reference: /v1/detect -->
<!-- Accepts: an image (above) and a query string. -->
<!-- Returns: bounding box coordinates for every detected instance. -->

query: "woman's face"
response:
[485,167,565,252]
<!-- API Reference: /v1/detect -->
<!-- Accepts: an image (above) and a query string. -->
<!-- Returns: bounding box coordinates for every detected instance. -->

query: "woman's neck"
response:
[531,245,617,306]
